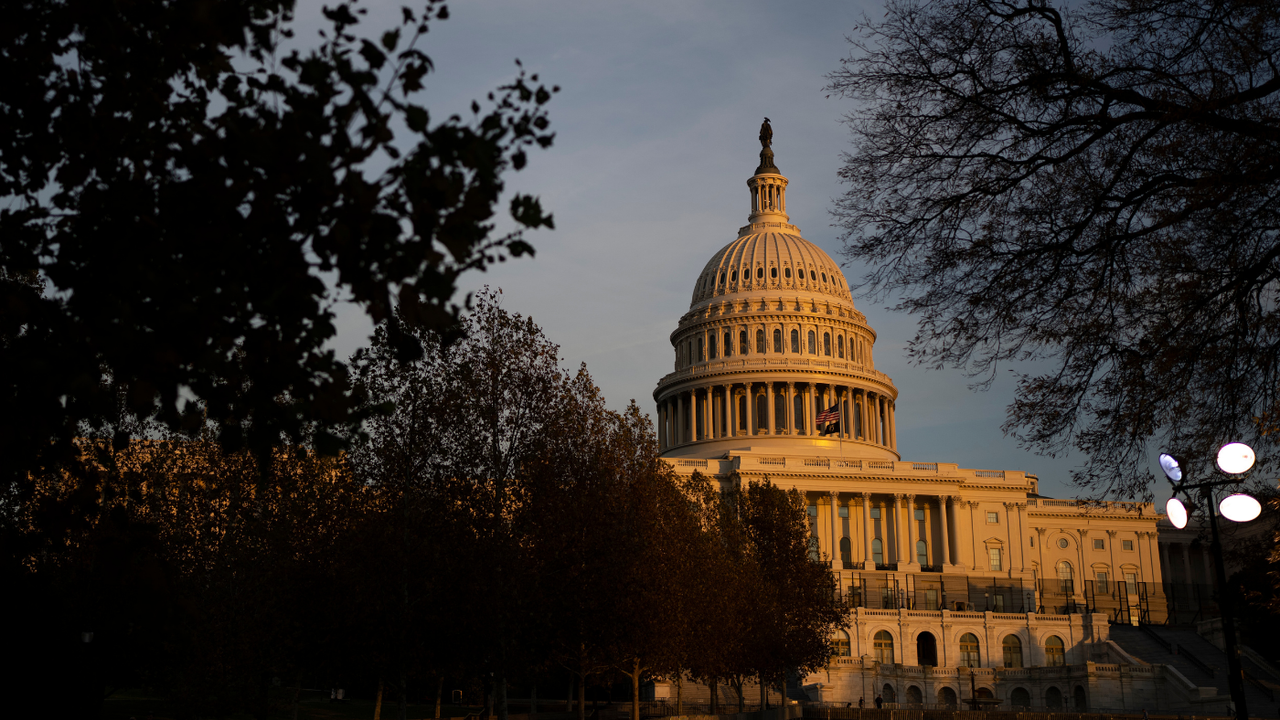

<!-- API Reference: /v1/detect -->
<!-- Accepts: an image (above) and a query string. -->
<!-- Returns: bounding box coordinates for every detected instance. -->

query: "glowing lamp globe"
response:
[1166,497,1189,529]
[1159,453,1183,482]
[1219,494,1262,523]
[1216,442,1256,474]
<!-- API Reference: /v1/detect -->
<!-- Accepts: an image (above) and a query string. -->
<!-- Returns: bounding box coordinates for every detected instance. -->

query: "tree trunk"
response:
[710,681,717,715]
[735,678,744,713]
[567,677,574,713]
[760,673,767,710]
[374,680,384,720]
[498,675,509,720]
[531,682,538,720]
[577,673,586,720]
[436,676,444,720]
[675,673,682,716]
[630,659,641,720]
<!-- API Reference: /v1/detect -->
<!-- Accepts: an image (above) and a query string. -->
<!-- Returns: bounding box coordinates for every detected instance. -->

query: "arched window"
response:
[755,394,767,432]
[839,537,851,565]
[823,332,832,356]
[756,329,765,354]
[916,540,928,565]
[790,329,800,353]
[906,686,922,706]
[774,392,786,431]
[937,687,957,709]
[838,335,845,358]
[1002,635,1023,668]
[707,334,717,360]
[741,268,749,281]
[882,684,896,703]
[718,272,725,285]
[697,337,704,362]
[1045,687,1063,709]
[1073,685,1087,710]
[723,331,732,357]
[1057,561,1074,593]
[737,395,747,430]
[873,631,894,665]
[832,630,851,657]
[770,267,778,279]
[756,267,764,279]
[793,393,805,433]
[807,330,816,354]
[1045,636,1065,667]
[773,329,782,353]
[739,330,748,355]
[959,633,980,667]
[1010,687,1031,708]
[872,538,883,565]
[785,267,792,279]
[811,270,817,280]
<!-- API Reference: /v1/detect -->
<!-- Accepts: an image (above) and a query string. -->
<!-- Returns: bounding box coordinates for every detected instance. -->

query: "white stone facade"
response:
[649,144,1233,713]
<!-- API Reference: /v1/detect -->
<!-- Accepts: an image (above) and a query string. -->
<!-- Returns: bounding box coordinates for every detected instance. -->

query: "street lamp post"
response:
[1159,445,1263,720]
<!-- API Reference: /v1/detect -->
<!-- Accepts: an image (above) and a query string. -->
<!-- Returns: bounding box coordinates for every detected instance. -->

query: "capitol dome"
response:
[654,135,899,459]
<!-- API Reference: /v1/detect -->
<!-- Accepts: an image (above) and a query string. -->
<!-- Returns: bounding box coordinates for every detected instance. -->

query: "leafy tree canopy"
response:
[1,0,556,477]
[828,0,1280,497]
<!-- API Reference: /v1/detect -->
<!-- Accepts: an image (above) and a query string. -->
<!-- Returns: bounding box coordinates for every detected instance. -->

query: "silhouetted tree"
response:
[1,0,556,482]
[827,0,1280,496]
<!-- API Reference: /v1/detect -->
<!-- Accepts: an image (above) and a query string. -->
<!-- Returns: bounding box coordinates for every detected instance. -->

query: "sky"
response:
[306,0,1160,502]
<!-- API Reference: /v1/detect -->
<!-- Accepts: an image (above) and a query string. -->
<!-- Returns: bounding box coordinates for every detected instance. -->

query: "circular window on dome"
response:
[810,270,817,281]
[771,267,777,279]
[757,267,764,279]
[785,267,792,279]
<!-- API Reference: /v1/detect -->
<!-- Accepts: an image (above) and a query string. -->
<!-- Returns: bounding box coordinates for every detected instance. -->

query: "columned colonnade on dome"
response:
[655,381,895,452]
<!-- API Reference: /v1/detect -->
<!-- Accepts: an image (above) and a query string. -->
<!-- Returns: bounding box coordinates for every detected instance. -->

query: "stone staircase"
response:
[1109,624,1280,715]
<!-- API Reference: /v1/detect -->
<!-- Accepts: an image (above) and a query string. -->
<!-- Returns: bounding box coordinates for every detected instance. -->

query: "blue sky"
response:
[307,0,1163,501]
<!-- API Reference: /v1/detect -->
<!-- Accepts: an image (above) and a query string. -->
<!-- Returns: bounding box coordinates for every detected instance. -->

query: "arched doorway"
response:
[976,688,994,700]
[937,687,957,709]
[906,686,922,706]
[916,631,938,666]
[1073,685,1087,710]
[1010,687,1031,708]
[882,684,896,704]
[1045,687,1063,709]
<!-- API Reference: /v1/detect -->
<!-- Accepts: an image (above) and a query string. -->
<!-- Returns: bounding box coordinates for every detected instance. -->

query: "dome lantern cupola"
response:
[654,122,900,460]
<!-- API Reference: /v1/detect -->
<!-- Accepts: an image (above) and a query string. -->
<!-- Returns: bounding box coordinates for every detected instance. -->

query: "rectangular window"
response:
[807,504,817,517]
[1093,539,1105,550]
[838,506,849,518]
[1123,540,1134,551]
[989,547,1002,571]
[1126,572,1138,595]
[1029,536,1035,547]
[926,588,938,610]
[993,594,1005,612]
[987,511,999,523]
[1096,571,1109,594]
[870,507,881,519]
[914,508,925,520]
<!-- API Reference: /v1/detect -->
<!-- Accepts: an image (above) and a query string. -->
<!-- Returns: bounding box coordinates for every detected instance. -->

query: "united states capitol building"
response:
[647,128,1279,714]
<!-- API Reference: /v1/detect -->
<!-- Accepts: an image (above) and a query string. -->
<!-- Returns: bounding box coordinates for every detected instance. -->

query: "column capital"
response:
[829,490,839,500]
[1106,529,1118,538]
[1076,528,1090,538]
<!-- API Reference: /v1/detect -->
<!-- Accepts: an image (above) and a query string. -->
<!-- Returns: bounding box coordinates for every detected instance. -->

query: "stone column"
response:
[889,402,897,450]
[676,393,685,445]
[905,494,918,567]
[764,382,774,434]
[785,382,795,435]
[939,496,953,566]
[725,385,734,438]
[830,491,842,572]
[892,494,904,564]
[1200,547,1214,589]
[862,492,874,570]
[805,382,815,436]
[1179,543,1193,584]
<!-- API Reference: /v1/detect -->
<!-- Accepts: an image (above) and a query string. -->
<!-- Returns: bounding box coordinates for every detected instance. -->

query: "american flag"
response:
[815,403,840,424]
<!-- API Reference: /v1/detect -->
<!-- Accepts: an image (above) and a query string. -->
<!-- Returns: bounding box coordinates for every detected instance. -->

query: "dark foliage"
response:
[827,0,1280,496]
[0,0,556,480]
